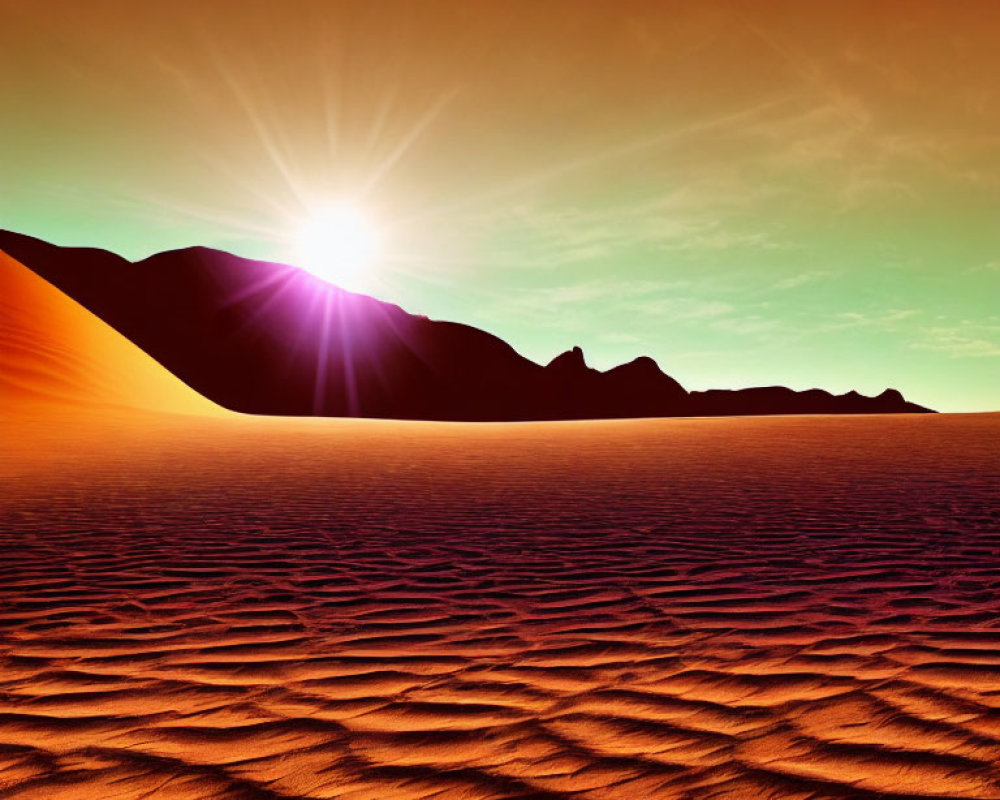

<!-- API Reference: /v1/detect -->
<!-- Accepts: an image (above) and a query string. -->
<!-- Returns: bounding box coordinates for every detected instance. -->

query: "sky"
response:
[2,0,998,412]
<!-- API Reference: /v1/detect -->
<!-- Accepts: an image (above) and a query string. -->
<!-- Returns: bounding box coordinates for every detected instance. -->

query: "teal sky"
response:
[2,0,998,411]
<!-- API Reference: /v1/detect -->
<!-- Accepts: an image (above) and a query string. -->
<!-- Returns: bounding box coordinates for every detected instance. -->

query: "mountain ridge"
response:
[0,229,933,419]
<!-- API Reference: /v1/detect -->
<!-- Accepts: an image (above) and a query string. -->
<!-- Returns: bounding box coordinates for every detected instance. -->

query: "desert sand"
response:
[2,251,1000,798]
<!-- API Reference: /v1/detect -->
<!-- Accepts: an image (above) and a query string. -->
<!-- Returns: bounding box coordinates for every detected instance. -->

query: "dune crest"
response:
[0,250,219,419]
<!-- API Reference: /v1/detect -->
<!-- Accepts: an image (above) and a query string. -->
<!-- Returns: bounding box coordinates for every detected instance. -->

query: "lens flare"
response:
[296,204,378,288]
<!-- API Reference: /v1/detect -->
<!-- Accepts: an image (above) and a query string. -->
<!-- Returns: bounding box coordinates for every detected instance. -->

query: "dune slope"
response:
[0,249,221,475]
[0,249,218,419]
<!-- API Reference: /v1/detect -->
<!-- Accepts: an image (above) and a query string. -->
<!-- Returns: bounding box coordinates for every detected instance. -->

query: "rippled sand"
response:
[4,244,1000,798]
[2,411,999,799]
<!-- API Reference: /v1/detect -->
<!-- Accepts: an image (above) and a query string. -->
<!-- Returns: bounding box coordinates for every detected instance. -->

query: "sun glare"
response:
[296,204,379,288]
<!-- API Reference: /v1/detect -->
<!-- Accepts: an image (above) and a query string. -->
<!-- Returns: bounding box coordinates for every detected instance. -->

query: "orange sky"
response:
[2,0,999,410]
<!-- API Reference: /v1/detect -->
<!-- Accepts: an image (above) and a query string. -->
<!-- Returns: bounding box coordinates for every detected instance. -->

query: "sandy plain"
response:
[2,252,1000,799]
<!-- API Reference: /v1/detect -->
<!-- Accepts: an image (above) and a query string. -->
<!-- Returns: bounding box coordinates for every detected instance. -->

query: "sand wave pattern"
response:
[2,414,999,799]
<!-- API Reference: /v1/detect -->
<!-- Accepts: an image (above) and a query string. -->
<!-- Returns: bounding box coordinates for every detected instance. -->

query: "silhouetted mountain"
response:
[689,386,926,416]
[0,230,933,419]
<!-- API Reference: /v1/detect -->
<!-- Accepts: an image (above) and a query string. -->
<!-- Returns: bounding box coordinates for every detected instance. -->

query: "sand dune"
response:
[0,249,220,475]
[0,250,219,419]
[2,408,999,799]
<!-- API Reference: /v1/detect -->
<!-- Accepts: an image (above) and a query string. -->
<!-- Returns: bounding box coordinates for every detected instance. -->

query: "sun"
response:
[296,204,379,288]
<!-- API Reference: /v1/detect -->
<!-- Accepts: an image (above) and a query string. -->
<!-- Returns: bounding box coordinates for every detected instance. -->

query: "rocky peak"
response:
[877,388,904,403]
[613,355,661,375]
[546,345,588,371]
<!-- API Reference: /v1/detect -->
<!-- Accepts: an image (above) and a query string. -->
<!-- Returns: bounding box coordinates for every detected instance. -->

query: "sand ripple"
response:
[2,413,999,798]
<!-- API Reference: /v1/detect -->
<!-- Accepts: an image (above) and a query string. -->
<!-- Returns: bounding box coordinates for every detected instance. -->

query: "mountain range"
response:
[0,229,932,420]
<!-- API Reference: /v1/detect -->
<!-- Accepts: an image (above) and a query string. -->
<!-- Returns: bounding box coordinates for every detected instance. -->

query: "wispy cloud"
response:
[480,275,759,347]
[599,331,641,345]
[771,270,834,291]
[462,189,796,274]
[494,276,685,305]
[965,260,1000,275]
[636,297,735,321]
[913,325,1000,358]
[711,314,782,336]
[818,308,921,332]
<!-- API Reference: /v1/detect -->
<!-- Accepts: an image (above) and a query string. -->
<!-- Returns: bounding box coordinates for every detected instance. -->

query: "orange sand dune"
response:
[2,257,1000,798]
[0,250,221,475]
[0,249,218,420]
